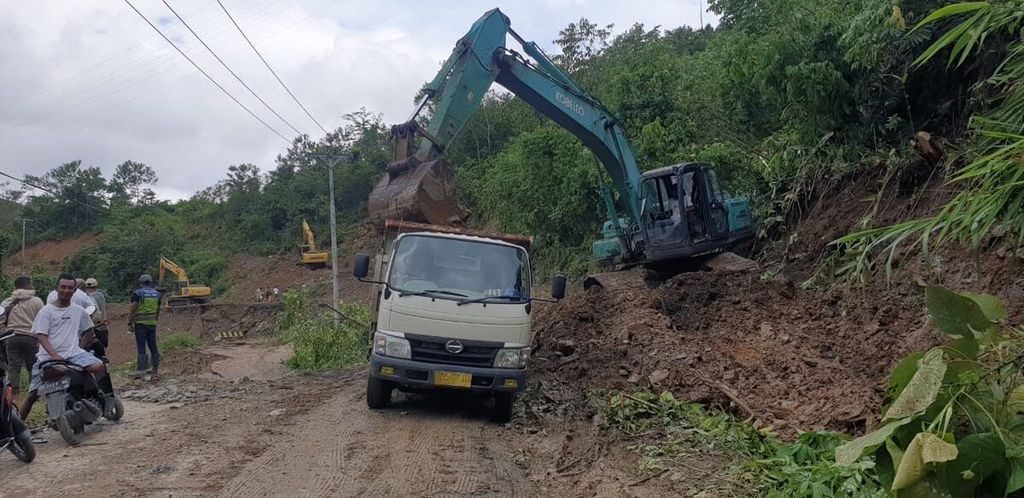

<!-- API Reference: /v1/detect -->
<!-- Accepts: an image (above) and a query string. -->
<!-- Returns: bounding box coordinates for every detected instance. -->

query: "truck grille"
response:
[407,336,499,367]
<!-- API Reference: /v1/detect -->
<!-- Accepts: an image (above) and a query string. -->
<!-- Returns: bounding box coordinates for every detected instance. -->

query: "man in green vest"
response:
[128,274,161,379]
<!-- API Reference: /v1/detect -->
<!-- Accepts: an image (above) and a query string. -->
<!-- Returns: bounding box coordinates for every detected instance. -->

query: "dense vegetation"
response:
[601,285,1023,497]
[277,286,370,371]
[1,0,1020,292]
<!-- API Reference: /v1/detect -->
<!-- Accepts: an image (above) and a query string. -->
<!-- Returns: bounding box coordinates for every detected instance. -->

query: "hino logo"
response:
[445,340,464,354]
[555,90,585,117]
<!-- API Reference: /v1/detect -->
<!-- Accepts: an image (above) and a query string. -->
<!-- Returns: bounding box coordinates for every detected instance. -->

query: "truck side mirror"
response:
[353,253,371,279]
[551,275,566,300]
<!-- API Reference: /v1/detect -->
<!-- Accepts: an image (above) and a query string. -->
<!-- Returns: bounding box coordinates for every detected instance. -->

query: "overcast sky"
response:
[0,0,715,200]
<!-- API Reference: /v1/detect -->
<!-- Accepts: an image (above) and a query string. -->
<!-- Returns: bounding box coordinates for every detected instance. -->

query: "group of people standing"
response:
[254,286,281,302]
[1,272,165,420]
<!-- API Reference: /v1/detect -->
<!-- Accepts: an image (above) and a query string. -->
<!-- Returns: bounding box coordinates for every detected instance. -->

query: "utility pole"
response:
[15,218,31,271]
[310,153,346,327]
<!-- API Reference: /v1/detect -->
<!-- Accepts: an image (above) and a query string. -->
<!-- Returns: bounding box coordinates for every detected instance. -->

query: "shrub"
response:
[278,286,369,371]
[158,333,200,353]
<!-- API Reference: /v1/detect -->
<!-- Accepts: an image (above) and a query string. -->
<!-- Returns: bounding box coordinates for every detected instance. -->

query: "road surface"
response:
[1,341,670,498]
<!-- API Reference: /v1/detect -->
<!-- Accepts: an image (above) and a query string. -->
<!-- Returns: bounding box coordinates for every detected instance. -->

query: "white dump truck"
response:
[353,220,565,422]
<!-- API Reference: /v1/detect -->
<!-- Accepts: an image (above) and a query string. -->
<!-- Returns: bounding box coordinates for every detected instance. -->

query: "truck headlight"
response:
[373,332,411,359]
[494,348,529,369]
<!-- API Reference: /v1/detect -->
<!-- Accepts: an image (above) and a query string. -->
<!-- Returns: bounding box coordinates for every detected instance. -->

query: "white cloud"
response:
[0,0,716,199]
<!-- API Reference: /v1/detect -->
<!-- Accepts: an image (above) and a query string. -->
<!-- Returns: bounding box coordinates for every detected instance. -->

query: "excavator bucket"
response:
[367,157,468,229]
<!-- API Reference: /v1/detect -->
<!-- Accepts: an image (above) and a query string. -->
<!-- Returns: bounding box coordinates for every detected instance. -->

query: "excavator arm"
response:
[368,9,644,257]
[158,256,190,287]
[301,219,317,248]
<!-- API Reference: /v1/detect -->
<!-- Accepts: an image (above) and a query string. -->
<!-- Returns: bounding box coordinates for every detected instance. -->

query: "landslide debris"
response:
[531,259,942,436]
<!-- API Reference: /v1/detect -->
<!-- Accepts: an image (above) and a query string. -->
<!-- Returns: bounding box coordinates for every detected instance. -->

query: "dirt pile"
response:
[158,349,225,377]
[532,166,1024,437]
[532,263,944,435]
[3,232,96,274]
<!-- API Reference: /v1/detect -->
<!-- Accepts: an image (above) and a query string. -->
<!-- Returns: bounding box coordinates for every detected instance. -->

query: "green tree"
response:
[107,160,158,205]
[553,18,615,73]
[23,160,107,237]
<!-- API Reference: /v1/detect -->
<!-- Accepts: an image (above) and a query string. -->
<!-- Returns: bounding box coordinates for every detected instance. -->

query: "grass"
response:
[158,333,200,354]
[594,390,885,497]
[277,286,370,371]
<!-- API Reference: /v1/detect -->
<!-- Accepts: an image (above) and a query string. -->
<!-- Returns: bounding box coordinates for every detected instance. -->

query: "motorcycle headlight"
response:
[494,348,529,369]
[373,332,411,359]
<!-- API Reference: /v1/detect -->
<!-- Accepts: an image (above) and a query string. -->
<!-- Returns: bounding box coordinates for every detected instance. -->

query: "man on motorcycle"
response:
[45,278,96,310]
[19,273,108,421]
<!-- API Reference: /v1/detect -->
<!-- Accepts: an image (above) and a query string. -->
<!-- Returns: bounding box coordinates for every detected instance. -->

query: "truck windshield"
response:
[388,235,530,302]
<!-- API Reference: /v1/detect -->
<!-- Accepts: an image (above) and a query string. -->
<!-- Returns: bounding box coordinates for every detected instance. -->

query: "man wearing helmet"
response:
[128,274,161,379]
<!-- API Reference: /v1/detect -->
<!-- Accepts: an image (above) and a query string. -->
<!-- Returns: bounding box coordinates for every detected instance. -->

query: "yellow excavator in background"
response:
[298,219,330,268]
[158,256,212,308]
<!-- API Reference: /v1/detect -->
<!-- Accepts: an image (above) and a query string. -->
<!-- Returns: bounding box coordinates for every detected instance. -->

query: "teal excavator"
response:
[367,9,754,267]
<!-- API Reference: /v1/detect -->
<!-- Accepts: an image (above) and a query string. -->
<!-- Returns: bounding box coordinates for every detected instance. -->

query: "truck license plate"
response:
[39,377,70,394]
[434,371,472,388]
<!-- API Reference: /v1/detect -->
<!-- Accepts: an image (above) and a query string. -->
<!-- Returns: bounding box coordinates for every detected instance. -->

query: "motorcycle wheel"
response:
[56,413,86,446]
[105,397,125,421]
[8,415,35,462]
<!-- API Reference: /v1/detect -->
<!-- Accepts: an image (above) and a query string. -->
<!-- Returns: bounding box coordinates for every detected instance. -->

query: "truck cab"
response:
[353,221,565,422]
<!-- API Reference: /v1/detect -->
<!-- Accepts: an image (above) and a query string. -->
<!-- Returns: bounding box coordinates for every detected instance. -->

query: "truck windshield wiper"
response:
[456,295,525,306]
[398,289,468,298]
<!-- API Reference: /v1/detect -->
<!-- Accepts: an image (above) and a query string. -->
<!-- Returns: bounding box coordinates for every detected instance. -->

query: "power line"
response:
[160,0,304,137]
[4,0,336,136]
[6,0,297,135]
[0,0,290,128]
[0,169,105,212]
[122,0,291,143]
[217,0,328,135]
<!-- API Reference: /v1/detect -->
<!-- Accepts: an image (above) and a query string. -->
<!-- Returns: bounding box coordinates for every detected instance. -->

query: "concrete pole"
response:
[310,152,345,327]
[327,157,340,328]
[17,218,30,271]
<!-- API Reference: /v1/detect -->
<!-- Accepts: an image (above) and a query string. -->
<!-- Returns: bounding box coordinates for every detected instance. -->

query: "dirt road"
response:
[0,341,672,498]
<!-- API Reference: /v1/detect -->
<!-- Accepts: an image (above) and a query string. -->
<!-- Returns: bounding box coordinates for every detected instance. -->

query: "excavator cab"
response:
[591,164,753,266]
[638,163,753,263]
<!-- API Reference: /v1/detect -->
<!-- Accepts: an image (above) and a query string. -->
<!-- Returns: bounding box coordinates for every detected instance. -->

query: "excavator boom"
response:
[368,9,754,265]
[302,220,317,248]
[368,9,642,248]
[159,256,190,286]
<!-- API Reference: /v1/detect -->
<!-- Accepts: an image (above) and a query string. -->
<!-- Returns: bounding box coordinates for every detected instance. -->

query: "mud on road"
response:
[1,341,675,498]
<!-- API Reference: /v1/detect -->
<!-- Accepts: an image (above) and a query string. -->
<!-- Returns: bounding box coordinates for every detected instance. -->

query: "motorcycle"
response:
[37,313,124,446]
[0,329,35,462]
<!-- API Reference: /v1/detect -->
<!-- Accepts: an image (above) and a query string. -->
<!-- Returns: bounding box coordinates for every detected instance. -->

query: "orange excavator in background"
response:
[158,256,212,308]
[298,219,330,268]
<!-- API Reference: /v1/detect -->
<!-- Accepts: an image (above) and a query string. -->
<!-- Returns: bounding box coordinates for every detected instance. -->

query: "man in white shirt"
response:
[20,273,106,421]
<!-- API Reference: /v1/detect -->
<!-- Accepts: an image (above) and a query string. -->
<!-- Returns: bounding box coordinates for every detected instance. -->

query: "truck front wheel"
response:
[366,375,393,409]
[492,392,515,423]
